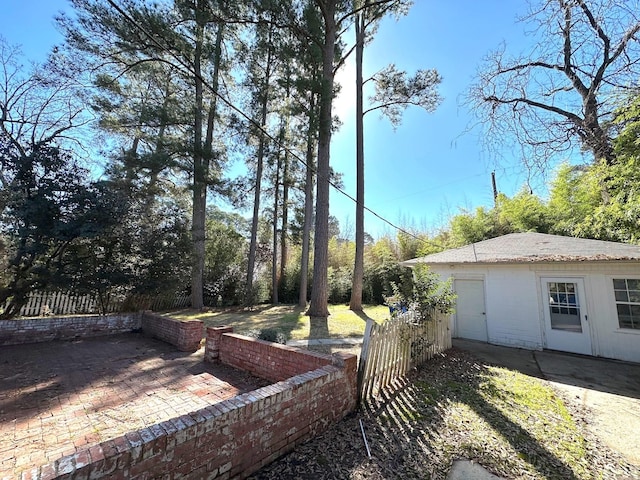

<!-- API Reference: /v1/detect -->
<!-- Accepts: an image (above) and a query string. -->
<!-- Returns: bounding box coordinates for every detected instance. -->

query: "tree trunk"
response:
[279,145,289,295]
[191,12,224,310]
[272,132,282,305]
[190,1,206,310]
[350,10,365,312]
[245,30,274,306]
[299,92,316,308]
[245,131,266,305]
[279,82,291,299]
[308,0,337,318]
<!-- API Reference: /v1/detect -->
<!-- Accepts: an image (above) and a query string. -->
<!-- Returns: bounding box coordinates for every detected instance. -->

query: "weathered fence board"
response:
[3,292,193,317]
[16,292,98,317]
[358,309,451,402]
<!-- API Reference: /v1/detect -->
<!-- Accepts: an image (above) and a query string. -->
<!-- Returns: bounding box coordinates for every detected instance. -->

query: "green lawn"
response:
[256,348,633,479]
[169,303,390,340]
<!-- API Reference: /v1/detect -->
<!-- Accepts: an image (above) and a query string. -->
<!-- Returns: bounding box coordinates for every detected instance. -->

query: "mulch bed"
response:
[249,347,640,480]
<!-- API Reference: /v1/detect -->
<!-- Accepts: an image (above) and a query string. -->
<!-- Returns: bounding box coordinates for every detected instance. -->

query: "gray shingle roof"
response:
[402,232,640,265]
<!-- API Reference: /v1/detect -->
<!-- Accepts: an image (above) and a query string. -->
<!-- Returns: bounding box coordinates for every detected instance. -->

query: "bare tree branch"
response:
[468,0,640,170]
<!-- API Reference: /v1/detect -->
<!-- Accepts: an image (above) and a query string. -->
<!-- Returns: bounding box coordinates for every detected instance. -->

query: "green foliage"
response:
[362,236,409,304]
[496,190,551,233]
[57,178,192,313]
[386,264,455,322]
[327,266,352,304]
[328,236,354,270]
[241,327,288,344]
[370,64,442,127]
[277,246,311,304]
[547,163,602,237]
[0,142,123,317]
[582,94,640,243]
[543,97,640,245]
[397,231,426,261]
[449,206,511,247]
[613,94,640,159]
[204,213,248,306]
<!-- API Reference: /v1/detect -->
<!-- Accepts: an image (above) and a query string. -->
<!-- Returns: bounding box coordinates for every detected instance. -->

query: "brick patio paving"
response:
[0,333,270,478]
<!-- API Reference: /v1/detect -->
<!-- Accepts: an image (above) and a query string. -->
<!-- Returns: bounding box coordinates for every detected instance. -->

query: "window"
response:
[547,282,581,332]
[613,279,640,330]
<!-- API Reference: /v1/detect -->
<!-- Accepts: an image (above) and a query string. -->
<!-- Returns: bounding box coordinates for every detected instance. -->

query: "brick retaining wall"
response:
[0,313,141,346]
[31,329,358,479]
[141,311,204,352]
[205,326,335,381]
[0,312,204,351]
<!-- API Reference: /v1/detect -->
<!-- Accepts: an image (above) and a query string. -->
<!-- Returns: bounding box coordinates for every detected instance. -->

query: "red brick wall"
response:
[215,331,335,382]
[32,344,358,479]
[0,314,141,346]
[141,311,203,352]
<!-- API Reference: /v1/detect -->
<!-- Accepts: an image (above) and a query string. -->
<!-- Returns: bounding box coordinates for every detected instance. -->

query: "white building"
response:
[402,233,640,363]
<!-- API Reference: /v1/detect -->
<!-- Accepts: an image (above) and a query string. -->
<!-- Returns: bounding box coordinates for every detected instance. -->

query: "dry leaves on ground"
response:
[249,348,640,480]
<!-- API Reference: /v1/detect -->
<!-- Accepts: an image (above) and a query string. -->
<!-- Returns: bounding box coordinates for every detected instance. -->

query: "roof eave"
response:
[403,257,640,267]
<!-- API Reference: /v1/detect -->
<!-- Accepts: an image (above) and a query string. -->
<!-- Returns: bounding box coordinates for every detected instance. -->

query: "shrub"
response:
[327,266,352,304]
[241,328,289,345]
[385,264,455,322]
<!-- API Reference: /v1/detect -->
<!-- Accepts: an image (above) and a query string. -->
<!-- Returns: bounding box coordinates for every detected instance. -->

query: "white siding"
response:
[486,266,543,349]
[432,265,543,350]
[430,261,640,363]
[535,263,640,363]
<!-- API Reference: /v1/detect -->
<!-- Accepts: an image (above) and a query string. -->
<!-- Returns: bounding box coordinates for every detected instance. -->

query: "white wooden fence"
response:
[5,292,192,317]
[357,309,451,402]
[15,292,101,317]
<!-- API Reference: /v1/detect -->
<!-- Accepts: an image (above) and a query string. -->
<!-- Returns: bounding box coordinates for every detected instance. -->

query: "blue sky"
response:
[1,0,542,238]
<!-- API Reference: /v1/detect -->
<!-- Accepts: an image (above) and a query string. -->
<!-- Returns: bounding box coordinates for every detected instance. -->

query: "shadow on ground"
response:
[250,347,638,480]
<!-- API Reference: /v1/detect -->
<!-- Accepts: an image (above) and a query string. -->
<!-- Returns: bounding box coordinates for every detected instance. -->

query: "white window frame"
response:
[612,278,640,330]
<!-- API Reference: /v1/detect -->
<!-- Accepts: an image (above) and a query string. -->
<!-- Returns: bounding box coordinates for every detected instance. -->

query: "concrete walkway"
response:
[453,339,640,467]
[287,337,363,347]
[446,460,505,480]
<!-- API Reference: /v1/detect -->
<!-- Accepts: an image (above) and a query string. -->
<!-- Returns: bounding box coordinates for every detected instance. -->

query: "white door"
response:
[455,279,488,342]
[541,278,592,355]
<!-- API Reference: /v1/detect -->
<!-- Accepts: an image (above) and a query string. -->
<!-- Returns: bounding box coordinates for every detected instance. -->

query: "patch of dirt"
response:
[249,348,640,480]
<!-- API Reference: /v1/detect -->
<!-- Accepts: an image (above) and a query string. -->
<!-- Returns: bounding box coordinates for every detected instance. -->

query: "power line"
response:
[103,0,446,251]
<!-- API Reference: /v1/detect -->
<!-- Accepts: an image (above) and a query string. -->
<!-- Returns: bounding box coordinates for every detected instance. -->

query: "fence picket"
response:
[364,325,382,399]
[4,290,196,317]
[357,309,451,403]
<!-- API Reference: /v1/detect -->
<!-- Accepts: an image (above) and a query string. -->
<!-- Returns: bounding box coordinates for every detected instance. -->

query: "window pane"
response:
[566,283,575,293]
[568,294,577,306]
[617,304,631,316]
[631,305,640,317]
[629,291,640,303]
[613,279,627,290]
[549,283,558,293]
[550,308,581,332]
[627,279,640,290]
[619,316,633,329]
[615,290,629,302]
